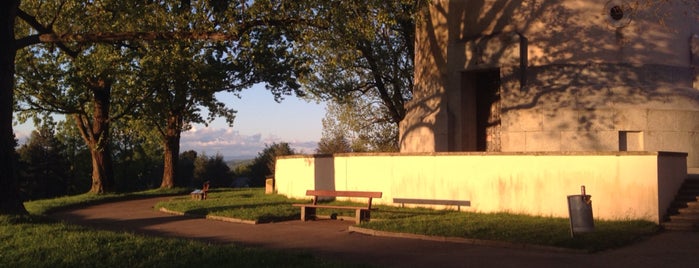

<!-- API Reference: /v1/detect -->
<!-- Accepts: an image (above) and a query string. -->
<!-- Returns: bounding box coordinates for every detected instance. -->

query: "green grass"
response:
[14,187,662,267]
[158,188,660,252]
[0,215,358,268]
[24,187,191,215]
[358,211,659,252]
[7,189,365,268]
[155,188,304,223]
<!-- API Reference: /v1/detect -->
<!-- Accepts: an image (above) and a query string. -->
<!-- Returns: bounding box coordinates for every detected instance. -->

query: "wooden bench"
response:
[292,190,383,224]
[393,198,471,211]
[190,181,210,200]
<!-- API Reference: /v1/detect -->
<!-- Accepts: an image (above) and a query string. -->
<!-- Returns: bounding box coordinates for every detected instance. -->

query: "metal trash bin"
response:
[567,186,594,237]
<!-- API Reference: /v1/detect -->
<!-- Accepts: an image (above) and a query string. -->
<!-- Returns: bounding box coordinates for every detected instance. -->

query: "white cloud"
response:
[181,127,317,159]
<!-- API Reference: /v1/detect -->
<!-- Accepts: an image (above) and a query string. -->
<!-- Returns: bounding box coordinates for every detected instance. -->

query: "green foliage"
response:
[318,100,399,153]
[0,214,352,268]
[111,119,164,191]
[157,188,302,223]
[285,1,426,151]
[248,143,295,186]
[360,211,659,252]
[16,125,72,200]
[53,119,92,191]
[193,153,233,188]
[177,150,198,187]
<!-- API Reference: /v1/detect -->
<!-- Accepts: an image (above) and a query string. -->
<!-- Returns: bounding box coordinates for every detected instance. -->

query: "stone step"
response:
[663,221,699,232]
[667,206,699,215]
[670,201,699,210]
[677,186,699,192]
[661,176,699,231]
[678,207,699,214]
[675,195,699,202]
[682,187,699,192]
[670,213,699,221]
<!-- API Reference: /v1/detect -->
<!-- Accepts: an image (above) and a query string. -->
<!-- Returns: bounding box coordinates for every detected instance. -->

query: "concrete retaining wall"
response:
[275,151,687,223]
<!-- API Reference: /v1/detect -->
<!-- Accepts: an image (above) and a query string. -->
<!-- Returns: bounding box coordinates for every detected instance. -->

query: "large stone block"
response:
[614,108,648,130]
[648,110,683,131]
[561,131,619,151]
[543,109,578,131]
[502,109,543,132]
[500,131,526,152]
[525,131,561,151]
[577,109,616,131]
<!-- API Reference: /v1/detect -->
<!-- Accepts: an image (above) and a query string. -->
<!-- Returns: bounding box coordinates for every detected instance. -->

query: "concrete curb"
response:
[348,226,589,254]
[158,207,258,225]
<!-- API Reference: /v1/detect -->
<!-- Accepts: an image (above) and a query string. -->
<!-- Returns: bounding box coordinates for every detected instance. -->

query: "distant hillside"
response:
[226,158,254,170]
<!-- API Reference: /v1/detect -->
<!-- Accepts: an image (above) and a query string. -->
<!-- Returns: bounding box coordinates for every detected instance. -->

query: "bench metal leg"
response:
[300,207,316,221]
[356,209,370,223]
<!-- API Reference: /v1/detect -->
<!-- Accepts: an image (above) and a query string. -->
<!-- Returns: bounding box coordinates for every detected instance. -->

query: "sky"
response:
[13,84,326,160]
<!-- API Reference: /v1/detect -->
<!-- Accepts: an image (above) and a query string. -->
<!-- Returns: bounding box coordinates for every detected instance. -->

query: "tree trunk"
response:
[75,80,115,194]
[0,0,28,215]
[160,113,182,189]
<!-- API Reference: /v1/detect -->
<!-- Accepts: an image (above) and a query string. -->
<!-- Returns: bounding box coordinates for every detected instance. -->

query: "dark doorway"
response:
[461,69,501,151]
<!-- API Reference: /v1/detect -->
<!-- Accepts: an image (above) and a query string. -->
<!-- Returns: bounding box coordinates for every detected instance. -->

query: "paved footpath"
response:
[51,197,698,268]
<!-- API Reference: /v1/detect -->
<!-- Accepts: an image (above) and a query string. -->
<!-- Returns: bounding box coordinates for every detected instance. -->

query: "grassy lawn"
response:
[157,188,660,252]
[358,211,659,252]
[24,188,191,215]
[7,187,662,268]
[154,188,304,223]
[4,189,363,268]
[0,215,358,268]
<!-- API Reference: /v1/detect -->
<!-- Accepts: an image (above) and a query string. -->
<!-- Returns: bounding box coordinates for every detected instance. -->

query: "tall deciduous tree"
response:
[16,124,71,200]
[317,98,399,153]
[134,0,308,189]
[290,0,426,150]
[0,0,26,214]
[137,41,235,189]
[15,0,309,192]
[15,40,144,193]
[14,1,156,193]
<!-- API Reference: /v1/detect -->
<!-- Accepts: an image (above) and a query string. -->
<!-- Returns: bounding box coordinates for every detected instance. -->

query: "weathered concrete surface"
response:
[276,152,686,223]
[400,0,699,168]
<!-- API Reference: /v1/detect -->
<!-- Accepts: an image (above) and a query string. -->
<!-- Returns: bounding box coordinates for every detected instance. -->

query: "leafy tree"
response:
[316,132,353,154]
[16,125,70,200]
[1,0,27,214]
[53,118,91,194]
[136,40,235,189]
[15,39,145,193]
[318,99,399,153]
[133,0,309,189]
[13,0,310,194]
[249,142,295,187]
[177,150,198,187]
[111,119,163,191]
[291,0,425,149]
[13,0,153,193]
[193,153,232,188]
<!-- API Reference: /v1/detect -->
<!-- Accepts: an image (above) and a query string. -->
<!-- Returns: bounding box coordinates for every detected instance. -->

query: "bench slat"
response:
[294,189,382,223]
[306,190,382,198]
[393,198,471,207]
[293,204,369,210]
